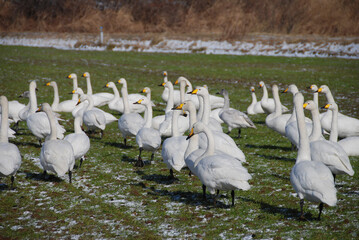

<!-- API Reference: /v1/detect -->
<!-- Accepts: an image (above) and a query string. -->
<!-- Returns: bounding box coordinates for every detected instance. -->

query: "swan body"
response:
[0,117,16,139]
[338,137,359,157]
[290,92,337,219]
[187,121,251,206]
[39,103,75,182]
[0,96,22,188]
[117,78,145,145]
[218,89,256,135]
[135,98,161,165]
[1,100,26,125]
[82,72,114,107]
[45,81,77,113]
[318,85,359,138]
[105,81,124,113]
[78,95,106,135]
[265,85,291,136]
[247,87,265,115]
[259,81,288,114]
[161,71,182,105]
[64,116,90,163]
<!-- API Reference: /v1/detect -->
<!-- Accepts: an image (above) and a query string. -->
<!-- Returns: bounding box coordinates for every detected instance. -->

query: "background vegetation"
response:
[0,45,358,238]
[1,0,359,39]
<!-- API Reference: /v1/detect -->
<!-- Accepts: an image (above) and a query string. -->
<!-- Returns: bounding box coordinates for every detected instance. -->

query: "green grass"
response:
[0,45,358,239]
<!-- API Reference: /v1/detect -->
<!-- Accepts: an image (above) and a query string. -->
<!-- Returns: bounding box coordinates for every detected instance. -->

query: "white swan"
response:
[259,81,288,114]
[77,95,106,138]
[134,98,161,167]
[218,89,256,138]
[67,73,79,102]
[161,108,188,178]
[38,103,75,183]
[187,121,251,206]
[117,78,145,146]
[116,78,147,113]
[290,92,337,220]
[26,81,66,143]
[64,116,90,168]
[0,96,22,189]
[247,86,265,115]
[174,76,197,108]
[45,81,77,112]
[317,85,359,138]
[104,82,124,113]
[0,99,26,131]
[0,117,16,139]
[265,85,291,136]
[309,102,354,181]
[82,72,114,107]
[139,87,162,130]
[18,81,38,121]
[159,81,189,137]
[303,100,325,142]
[283,84,313,147]
[338,137,359,157]
[161,71,181,105]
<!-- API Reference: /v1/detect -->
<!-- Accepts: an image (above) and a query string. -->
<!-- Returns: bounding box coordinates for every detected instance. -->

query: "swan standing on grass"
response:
[317,85,359,138]
[26,81,66,144]
[265,85,291,136]
[117,78,145,146]
[45,81,77,112]
[82,72,114,107]
[259,81,288,114]
[309,103,354,182]
[104,82,124,113]
[134,98,161,167]
[0,96,22,189]
[161,108,188,178]
[64,115,90,168]
[186,121,251,206]
[247,86,265,115]
[38,103,75,183]
[77,95,106,138]
[217,89,256,138]
[290,92,337,220]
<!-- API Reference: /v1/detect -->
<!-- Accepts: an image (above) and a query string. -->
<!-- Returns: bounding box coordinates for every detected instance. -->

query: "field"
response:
[0,45,359,239]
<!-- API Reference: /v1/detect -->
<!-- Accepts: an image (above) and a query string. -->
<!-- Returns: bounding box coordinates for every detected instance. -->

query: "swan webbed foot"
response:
[318,202,324,220]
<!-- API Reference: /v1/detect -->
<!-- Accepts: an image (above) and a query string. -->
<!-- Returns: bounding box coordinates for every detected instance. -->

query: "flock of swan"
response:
[0,71,358,220]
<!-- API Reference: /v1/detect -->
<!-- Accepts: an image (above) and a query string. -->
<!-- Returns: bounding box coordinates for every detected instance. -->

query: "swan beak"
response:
[76,99,81,106]
[306,86,312,90]
[163,71,167,76]
[251,88,255,92]
[182,110,188,117]
[35,88,38,92]
[82,73,87,77]
[321,103,331,109]
[258,84,263,88]
[188,89,198,95]
[140,89,146,93]
[186,128,194,140]
[303,103,308,109]
[174,79,179,85]
[69,90,76,94]
[103,83,109,88]
[173,103,184,110]
[36,106,42,112]
[134,99,143,105]
[159,82,165,87]
[67,74,72,79]
[44,82,51,86]
[282,88,288,93]
[316,87,323,93]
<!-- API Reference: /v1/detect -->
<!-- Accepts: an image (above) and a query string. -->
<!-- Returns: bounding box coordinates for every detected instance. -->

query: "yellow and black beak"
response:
[282,88,288,93]
[140,88,146,93]
[134,99,143,105]
[82,73,87,77]
[44,82,51,87]
[173,103,184,110]
[188,89,198,95]
[36,106,42,112]
[258,83,263,88]
[186,128,194,140]
[303,103,308,109]
[174,79,179,85]
[159,82,166,87]
[67,74,72,79]
[322,103,331,109]
[76,99,81,106]
[316,87,323,93]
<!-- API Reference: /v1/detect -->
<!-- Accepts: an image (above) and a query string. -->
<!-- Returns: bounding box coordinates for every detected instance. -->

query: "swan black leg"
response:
[69,171,72,184]
[42,170,47,180]
[238,128,241,138]
[169,169,174,179]
[231,190,235,207]
[100,130,104,139]
[188,170,192,177]
[10,176,15,189]
[79,157,84,169]
[150,153,154,162]
[124,138,127,147]
[333,174,336,184]
[202,184,207,200]
[318,202,324,220]
[299,199,305,219]
[135,148,144,167]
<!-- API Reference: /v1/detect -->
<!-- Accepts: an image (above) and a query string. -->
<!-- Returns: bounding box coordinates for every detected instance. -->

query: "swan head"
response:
[36,102,51,113]
[67,73,77,79]
[317,85,329,93]
[140,87,150,94]
[77,94,90,105]
[308,84,318,92]
[259,81,265,88]
[322,102,338,111]
[283,84,298,94]
[134,98,149,105]
[188,86,208,96]
[117,78,127,85]
[105,82,115,89]
[82,72,90,78]
[45,81,56,88]
[272,84,279,93]
[71,88,84,95]
[163,71,167,77]
[216,89,228,96]
[160,81,173,89]
[19,91,30,98]
[186,121,205,140]
[303,100,317,111]
[250,87,255,92]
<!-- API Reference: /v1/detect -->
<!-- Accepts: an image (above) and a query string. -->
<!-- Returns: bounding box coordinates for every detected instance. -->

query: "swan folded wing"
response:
[0,144,21,176]
[139,128,161,149]
[221,110,256,128]
[41,141,74,176]
[119,114,144,136]
[162,136,188,171]
[291,161,337,206]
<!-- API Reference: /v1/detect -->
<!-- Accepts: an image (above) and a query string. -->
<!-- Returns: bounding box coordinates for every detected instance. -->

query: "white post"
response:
[100,26,103,45]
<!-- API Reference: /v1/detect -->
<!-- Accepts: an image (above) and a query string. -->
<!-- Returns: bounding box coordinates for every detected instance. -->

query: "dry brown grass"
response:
[1,0,358,39]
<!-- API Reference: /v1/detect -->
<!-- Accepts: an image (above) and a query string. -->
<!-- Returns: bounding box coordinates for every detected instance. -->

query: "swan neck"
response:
[223,93,230,110]
[325,90,335,103]
[179,81,185,102]
[251,92,257,104]
[295,97,311,162]
[86,95,95,110]
[201,93,210,125]
[0,99,9,143]
[74,116,83,133]
[86,76,93,95]
[51,83,60,109]
[146,92,151,101]
[165,83,174,113]
[313,92,318,107]
[197,97,203,120]
[184,104,198,158]
[273,87,282,116]
[112,85,120,99]
[144,103,153,128]
[329,107,338,142]
[46,108,58,140]
[29,84,38,114]
[121,86,131,114]
[309,105,322,141]
[171,110,180,137]
[262,85,268,100]
[72,77,78,101]
[194,127,215,167]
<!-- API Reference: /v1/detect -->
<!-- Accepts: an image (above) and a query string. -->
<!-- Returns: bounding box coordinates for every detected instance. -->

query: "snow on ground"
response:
[1,35,358,59]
